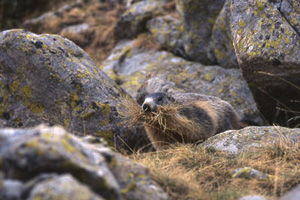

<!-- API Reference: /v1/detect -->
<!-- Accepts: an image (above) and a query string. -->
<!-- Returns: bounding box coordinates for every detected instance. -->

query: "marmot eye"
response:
[157,97,163,102]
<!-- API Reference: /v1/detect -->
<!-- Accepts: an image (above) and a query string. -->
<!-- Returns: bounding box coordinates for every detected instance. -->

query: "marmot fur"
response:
[141,92,242,150]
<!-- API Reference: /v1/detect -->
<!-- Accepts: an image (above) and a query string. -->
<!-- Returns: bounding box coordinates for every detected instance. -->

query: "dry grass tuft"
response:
[118,98,202,142]
[130,134,300,200]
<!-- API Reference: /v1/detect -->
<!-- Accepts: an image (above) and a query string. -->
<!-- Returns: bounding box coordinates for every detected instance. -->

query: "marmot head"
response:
[142,92,175,112]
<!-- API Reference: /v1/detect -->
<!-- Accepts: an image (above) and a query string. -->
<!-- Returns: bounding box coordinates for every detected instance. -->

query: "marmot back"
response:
[141,92,242,150]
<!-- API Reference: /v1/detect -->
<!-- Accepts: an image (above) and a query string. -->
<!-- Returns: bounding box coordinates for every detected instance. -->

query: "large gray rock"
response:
[0,29,149,151]
[230,0,300,126]
[176,0,226,64]
[202,126,300,155]
[0,125,169,200]
[212,0,239,68]
[102,40,264,124]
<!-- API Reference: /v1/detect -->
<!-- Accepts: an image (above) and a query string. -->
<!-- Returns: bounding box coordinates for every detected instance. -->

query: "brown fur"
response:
[119,95,242,150]
[143,100,241,150]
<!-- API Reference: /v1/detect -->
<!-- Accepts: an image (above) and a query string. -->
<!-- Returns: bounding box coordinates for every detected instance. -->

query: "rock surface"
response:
[280,183,300,200]
[27,174,105,200]
[0,178,25,200]
[102,40,264,124]
[0,125,169,200]
[233,167,274,181]
[176,0,225,64]
[212,0,239,68]
[231,0,300,126]
[239,196,268,200]
[202,126,300,155]
[147,15,186,58]
[114,0,167,39]
[0,29,149,151]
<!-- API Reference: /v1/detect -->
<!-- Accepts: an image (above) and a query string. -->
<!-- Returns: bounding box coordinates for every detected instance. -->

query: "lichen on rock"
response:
[230,0,300,126]
[0,29,149,152]
[0,125,169,200]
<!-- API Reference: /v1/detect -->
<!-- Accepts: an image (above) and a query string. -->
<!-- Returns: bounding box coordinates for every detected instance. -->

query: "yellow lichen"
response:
[232,167,251,178]
[79,112,92,119]
[100,120,108,126]
[109,157,117,168]
[138,174,146,179]
[97,130,114,147]
[205,73,214,82]
[26,138,39,148]
[10,80,19,93]
[100,103,111,115]
[64,118,70,129]
[22,86,32,98]
[70,92,81,111]
[61,138,76,153]
[159,53,167,60]
[238,20,245,28]
[214,48,225,60]
[29,102,44,113]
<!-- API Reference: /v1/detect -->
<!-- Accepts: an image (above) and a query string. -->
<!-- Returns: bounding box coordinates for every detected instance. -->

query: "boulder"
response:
[0,29,150,151]
[212,0,239,68]
[60,23,94,47]
[102,40,264,124]
[202,126,300,155]
[114,0,167,39]
[147,15,186,58]
[176,0,226,64]
[0,125,169,200]
[230,0,300,126]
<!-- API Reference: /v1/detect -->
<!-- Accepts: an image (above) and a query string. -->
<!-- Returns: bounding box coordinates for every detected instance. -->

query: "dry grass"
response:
[130,134,300,200]
[133,33,161,51]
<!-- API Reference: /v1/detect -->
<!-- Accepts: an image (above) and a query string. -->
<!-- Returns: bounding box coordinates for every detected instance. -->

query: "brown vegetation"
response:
[131,135,300,200]
[133,33,162,51]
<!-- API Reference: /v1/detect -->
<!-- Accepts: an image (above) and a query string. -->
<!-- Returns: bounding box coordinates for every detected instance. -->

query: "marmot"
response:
[141,92,242,150]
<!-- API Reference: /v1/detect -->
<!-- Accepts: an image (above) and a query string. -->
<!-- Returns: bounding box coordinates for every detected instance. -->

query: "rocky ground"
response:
[0,0,300,199]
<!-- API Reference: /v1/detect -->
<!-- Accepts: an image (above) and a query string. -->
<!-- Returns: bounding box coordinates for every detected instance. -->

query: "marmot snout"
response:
[141,92,242,150]
[142,92,174,112]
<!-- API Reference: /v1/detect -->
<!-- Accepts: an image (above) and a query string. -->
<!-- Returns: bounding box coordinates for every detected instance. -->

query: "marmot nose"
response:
[142,103,151,112]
